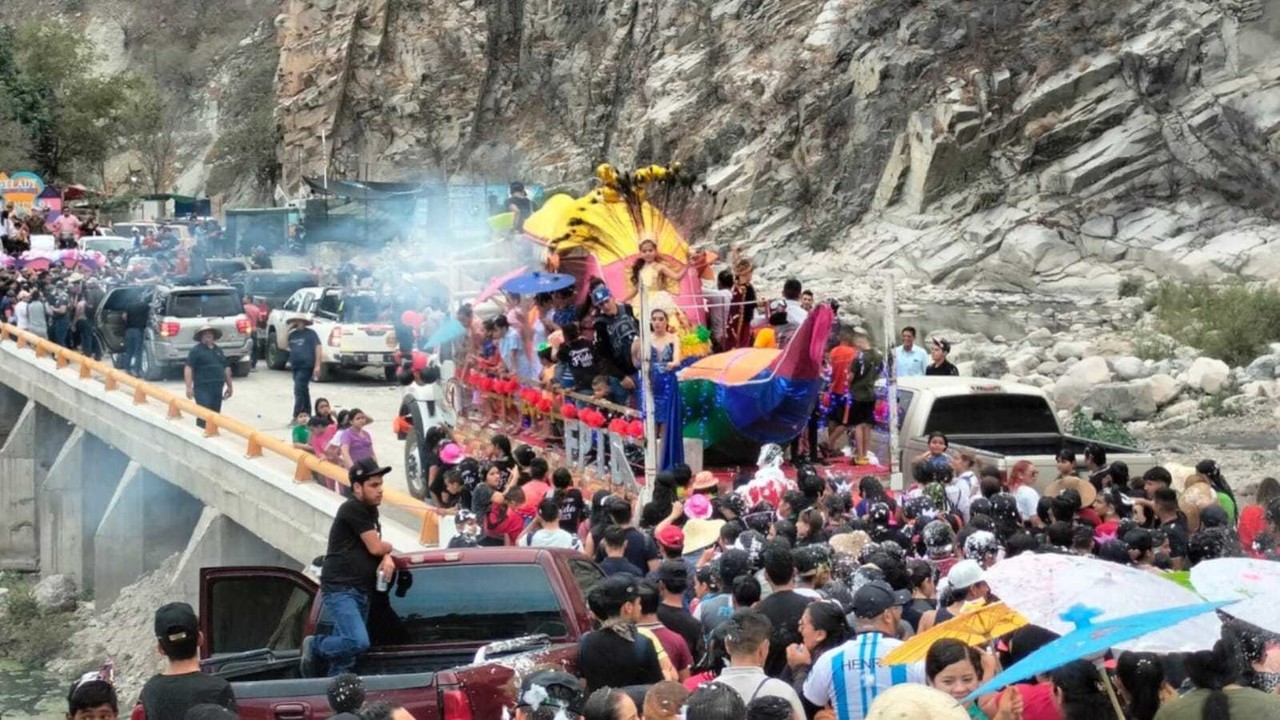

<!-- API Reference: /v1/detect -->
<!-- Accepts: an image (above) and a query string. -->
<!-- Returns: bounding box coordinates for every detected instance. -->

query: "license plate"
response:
[354,353,368,363]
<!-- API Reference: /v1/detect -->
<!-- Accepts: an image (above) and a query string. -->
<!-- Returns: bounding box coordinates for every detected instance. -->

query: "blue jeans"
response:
[124,328,143,376]
[315,587,370,676]
[292,364,313,418]
[50,317,71,347]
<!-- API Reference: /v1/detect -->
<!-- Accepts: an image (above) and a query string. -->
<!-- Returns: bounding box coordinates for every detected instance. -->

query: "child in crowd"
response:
[291,410,312,452]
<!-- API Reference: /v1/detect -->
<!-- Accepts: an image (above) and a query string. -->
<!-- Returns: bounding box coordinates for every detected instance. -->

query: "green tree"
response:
[119,78,179,194]
[0,22,138,183]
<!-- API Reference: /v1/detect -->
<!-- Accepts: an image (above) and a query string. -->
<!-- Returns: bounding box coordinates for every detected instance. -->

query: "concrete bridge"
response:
[0,324,427,610]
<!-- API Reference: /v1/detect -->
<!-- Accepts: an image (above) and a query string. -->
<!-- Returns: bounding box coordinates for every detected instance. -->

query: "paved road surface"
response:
[151,364,422,518]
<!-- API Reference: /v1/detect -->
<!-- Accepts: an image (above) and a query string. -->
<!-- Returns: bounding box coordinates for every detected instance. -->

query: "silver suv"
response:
[95,284,253,380]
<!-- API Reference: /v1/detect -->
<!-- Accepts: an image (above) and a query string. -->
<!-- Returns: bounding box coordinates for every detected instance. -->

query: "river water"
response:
[0,661,65,719]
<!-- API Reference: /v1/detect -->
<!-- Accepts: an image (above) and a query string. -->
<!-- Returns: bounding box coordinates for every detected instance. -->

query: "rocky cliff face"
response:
[275,0,1280,295]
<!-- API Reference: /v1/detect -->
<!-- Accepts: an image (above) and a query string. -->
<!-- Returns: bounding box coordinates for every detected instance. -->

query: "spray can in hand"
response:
[376,567,390,592]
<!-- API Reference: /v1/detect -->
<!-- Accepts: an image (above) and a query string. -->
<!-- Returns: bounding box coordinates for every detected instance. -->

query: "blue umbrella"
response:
[500,271,576,295]
[965,600,1233,702]
[422,318,467,350]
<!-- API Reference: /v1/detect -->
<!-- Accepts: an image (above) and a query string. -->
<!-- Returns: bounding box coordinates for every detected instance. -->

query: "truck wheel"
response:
[316,363,335,382]
[384,365,398,383]
[140,345,162,381]
[403,402,429,499]
[265,330,287,370]
[231,359,251,378]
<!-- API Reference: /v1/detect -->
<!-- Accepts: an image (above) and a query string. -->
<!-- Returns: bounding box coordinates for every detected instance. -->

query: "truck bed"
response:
[947,434,1149,458]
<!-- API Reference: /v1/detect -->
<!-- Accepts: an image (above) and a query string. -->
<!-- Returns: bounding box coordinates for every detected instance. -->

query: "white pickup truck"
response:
[873,376,1158,490]
[264,286,398,381]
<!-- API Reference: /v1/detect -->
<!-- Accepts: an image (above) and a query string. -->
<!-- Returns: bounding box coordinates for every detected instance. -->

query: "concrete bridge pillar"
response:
[0,383,26,444]
[0,400,40,570]
[40,430,130,590]
[171,508,301,604]
[93,463,204,609]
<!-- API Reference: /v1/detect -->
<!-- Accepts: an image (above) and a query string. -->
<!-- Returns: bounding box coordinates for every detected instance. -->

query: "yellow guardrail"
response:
[0,323,440,546]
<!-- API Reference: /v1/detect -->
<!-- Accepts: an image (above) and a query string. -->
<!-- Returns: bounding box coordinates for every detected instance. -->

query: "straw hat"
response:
[866,684,970,720]
[194,325,223,341]
[691,471,718,491]
[1044,475,1097,507]
[681,519,725,553]
[829,530,871,559]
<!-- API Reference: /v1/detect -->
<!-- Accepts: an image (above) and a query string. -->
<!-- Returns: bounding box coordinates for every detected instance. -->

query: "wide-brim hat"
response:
[195,325,223,341]
[691,471,718,491]
[682,519,725,554]
[287,316,314,325]
[1045,475,1097,507]
[829,530,871,559]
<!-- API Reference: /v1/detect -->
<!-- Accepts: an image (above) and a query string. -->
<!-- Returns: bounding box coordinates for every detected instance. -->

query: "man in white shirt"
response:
[715,609,805,719]
[523,498,582,550]
[704,270,734,351]
[801,581,924,720]
[892,327,929,378]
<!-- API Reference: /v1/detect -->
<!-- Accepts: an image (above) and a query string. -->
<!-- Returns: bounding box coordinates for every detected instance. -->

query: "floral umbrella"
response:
[984,552,1221,652]
[1190,557,1280,636]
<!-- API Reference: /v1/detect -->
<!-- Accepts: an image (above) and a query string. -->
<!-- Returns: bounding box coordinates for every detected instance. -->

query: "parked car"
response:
[206,258,249,281]
[230,270,318,362]
[81,235,133,255]
[264,287,398,381]
[200,548,603,720]
[94,284,254,379]
[874,376,1158,488]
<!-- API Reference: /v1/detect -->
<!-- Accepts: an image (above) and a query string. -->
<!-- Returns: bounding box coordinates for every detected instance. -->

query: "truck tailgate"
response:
[336,323,395,354]
[231,673,440,720]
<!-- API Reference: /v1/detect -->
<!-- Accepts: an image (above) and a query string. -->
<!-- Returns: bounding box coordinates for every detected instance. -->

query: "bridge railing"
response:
[0,323,440,546]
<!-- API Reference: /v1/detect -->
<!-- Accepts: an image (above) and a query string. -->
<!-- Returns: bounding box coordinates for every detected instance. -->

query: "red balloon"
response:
[479,377,493,391]
[400,310,422,328]
[628,419,645,438]
[537,398,553,413]
[508,379,522,395]
[561,403,578,419]
[608,418,627,434]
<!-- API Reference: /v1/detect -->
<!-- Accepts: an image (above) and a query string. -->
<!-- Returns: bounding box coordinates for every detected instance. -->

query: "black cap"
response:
[657,560,689,588]
[591,575,640,607]
[349,458,392,484]
[154,602,198,644]
[793,545,829,578]
[1195,459,1220,478]
[518,670,583,713]
[851,580,911,618]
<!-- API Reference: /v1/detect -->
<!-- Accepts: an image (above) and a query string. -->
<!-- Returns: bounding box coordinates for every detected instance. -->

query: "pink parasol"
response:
[474,265,528,304]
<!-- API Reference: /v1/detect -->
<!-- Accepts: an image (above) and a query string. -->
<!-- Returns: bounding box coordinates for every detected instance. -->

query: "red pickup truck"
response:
[198,548,603,720]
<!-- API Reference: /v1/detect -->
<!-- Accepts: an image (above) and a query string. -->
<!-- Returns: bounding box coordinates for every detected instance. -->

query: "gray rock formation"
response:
[32,574,78,613]
[269,0,1280,293]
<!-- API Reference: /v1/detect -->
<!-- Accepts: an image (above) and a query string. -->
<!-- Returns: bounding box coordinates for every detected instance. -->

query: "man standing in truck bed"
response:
[302,459,396,677]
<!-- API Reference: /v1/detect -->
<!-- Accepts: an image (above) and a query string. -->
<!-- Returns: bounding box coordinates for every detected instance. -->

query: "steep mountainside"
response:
[276,0,1280,295]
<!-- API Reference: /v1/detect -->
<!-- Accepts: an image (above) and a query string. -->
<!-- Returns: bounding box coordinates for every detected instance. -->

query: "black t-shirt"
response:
[578,628,664,692]
[125,301,150,330]
[140,672,236,720]
[287,327,322,367]
[598,556,644,578]
[1160,515,1190,559]
[757,589,814,677]
[559,339,599,390]
[506,195,533,220]
[593,527,658,572]
[471,483,496,518]
[925,360,959,376]
[321,499,381,592]
[657,603,704,660]
[593,305,640,378]
[185,344,227,386]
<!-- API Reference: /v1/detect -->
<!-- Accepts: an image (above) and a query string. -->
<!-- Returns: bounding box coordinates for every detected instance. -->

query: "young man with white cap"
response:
[800,581,925,720]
